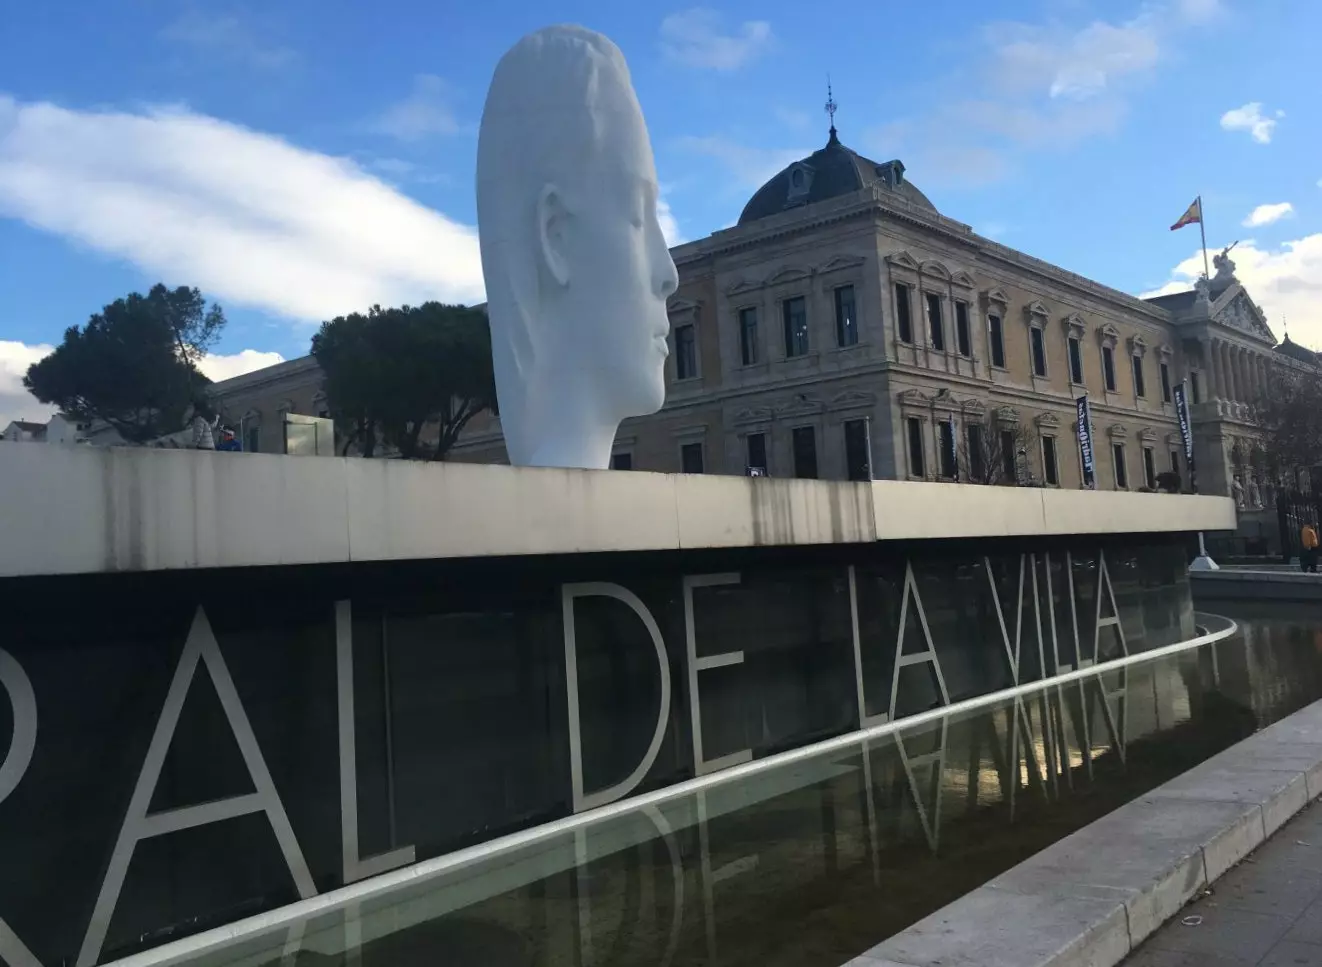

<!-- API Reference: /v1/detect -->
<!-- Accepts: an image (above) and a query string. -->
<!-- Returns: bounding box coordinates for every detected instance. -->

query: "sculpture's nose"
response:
[652,236,678,300]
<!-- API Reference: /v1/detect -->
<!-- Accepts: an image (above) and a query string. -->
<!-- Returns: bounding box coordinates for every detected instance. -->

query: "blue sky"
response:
[1,0,1319,426]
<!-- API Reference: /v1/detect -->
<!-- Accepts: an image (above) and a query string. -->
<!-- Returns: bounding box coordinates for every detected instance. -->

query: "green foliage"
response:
[311,302,496,460]
[23,284,225,443]
[1254,363,1322,485]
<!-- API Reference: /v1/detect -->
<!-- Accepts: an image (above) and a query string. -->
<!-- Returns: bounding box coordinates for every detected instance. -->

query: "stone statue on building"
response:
[1249,476,1262,510]
[476,25,679,470]
[1232,474,1245,508]
[1212,243,1239,286]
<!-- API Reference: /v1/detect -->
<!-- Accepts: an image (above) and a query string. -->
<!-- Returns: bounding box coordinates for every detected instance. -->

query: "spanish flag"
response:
[1170,198,1202,231]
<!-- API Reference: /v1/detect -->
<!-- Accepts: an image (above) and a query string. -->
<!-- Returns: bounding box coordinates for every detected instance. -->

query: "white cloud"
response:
[199,349,286,382]
[657,196,685,246]
[1220,102,1280,144]
[676,135,808,189]
[1243,202,1294,227]
[371,74,461,142]
[0,94,485,323]
[985,16,1161,100]
[0,340,56,430]
[660,9,774,71]
[1175,0,1226,24]
[159,11,296,69]
[1143,235,1322,350]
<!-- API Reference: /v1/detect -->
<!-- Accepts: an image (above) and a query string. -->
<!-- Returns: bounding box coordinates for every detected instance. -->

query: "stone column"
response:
[1214,341,1228,401]
[1228,344,1241,402]
[1204,339,1219,399]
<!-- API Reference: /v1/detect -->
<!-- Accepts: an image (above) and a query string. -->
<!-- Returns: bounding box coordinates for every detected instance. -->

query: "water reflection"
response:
[127,613,1322,967]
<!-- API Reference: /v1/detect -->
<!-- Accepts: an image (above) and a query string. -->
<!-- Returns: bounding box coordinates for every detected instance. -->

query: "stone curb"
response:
[840,698,1322,967]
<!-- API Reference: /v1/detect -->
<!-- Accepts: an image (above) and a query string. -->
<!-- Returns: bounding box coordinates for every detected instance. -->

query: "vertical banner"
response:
[947,415,959,482]
[1173,382,1197,491]
[1075,395,1096,490]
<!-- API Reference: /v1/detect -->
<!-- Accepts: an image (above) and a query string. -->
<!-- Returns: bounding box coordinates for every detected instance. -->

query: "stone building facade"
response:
[449,128,1310,514]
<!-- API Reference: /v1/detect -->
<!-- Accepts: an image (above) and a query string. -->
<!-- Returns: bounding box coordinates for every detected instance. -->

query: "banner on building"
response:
[1173,381,1197,489]
[1076,395,1096,490]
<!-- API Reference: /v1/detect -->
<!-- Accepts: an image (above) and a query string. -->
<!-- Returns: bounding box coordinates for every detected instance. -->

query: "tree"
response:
[1253,363,1322,489]
[311,302,496,461]
[24,284,225,443]
[959,419,1039,485]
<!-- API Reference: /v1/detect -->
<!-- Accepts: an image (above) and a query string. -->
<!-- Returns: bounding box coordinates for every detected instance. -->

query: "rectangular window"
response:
[926,292,945,350]
[1068,337,1084,385]
[610,452,633,470]
[834,285,858,347]
[675,323,697,380]
[1132,355,1146,398]
[1170,449,1180,474]
[244,423,260,453]
[1160,361,1172,402]
[792,426,818,479]
[988,314,1006,368]
[1113,443,1128,489]
[955,302,972,357]
[739,307,759,365]
[1190,370,1201,403]
[907,417,925,477]
[967,423,986,482]
[895,283,913,343]
[782,296,809,357]
[681,441,704,474]
[1030,327,1047,377]
[1000,430,1017,482]
[1102,346,1117,391]
[1143,446,1156,489]
[746,432,767,474]
[938,420,957,478]
[844,419,871,481]
[1042,436,1060,486]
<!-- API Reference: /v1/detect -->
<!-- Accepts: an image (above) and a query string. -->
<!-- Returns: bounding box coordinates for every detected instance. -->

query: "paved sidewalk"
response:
[1127,800,1322,966]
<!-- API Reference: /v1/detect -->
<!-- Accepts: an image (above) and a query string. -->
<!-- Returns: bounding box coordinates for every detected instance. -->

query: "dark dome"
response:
[738,129,937,226]
[1275,335,1321,365]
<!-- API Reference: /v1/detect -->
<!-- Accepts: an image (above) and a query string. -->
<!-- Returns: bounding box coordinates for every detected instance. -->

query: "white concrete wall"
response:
[0,445,1237,578]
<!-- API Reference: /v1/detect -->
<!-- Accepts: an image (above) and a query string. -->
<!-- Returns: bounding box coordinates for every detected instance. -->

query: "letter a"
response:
[0,649,43,967]
[77,609,316,967]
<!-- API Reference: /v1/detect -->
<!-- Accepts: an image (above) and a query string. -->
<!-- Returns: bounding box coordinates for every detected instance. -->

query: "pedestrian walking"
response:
[1301,522,1319,574]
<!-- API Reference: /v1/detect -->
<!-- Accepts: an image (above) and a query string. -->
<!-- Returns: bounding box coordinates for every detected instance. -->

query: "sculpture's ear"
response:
[537,184,571,287]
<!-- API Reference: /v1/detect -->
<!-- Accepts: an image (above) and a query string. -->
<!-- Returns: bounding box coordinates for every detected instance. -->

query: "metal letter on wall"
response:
[683,574,751,776]
[77,608,316,967]
[336,602,416,884]
[1092,551,1129,665]
[848,566,888,729]
[562,583,672,812]
[888,563,951,722]
[0,649,42,967]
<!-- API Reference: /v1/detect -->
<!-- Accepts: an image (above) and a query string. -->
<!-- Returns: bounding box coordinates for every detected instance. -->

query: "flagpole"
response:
[1198,194,1210,281]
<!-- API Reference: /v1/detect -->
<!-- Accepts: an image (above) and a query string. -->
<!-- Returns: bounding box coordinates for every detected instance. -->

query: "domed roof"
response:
[737,129,937,226]
[1274,335,1321,365]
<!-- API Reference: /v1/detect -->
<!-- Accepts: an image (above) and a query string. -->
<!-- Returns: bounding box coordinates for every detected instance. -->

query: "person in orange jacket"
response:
[1302,522,1319,574]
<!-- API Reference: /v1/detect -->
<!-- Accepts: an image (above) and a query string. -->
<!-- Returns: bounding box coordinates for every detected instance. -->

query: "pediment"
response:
[897,388,932,406]
[667,298,700,315]
[920,260,952,281]
[733,406,774,425]
[818,254,866,274]
[1036,412,1062,429]
[1107,423,1128,439]
[766,265,812,286]
[777,394,824,416]
[1061,313,1086,336]
[952,270,978,289]
[885,251,922,272]
[1024,299,1049,319]
[983,287,1010,307]
[828,390,877,411]
[1139,426,1158,442]
[1213,289,1276,343]
[726,278,760,296]
[994,406,1020,424]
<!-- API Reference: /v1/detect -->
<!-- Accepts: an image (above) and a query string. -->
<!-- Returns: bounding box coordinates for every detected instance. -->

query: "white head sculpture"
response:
[477,25,679,470]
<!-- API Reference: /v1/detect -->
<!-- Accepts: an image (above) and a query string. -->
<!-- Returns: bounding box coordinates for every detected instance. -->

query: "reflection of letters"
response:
[683,574,751,776]
[76,608,316,967]
[336,602,416,884]
[562,583,672,812]
[0,650,41,967]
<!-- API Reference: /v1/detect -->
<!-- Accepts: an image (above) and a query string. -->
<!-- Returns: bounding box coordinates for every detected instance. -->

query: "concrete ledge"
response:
[0,444,1236,578]
[1191,569,1322,602]
[845,698,1322,967]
